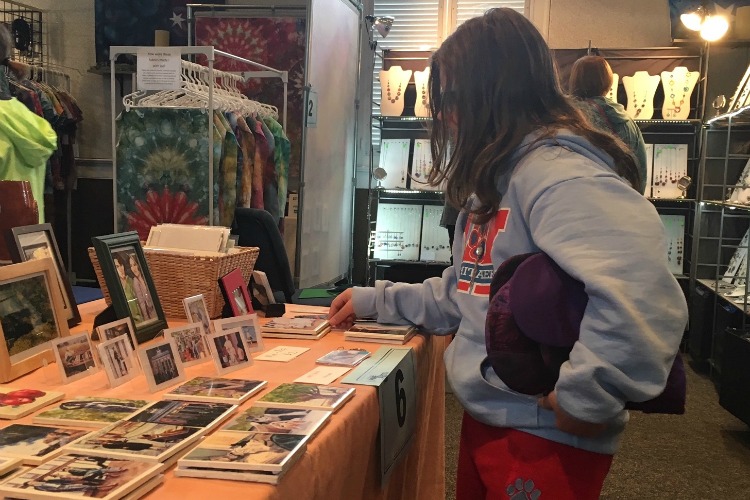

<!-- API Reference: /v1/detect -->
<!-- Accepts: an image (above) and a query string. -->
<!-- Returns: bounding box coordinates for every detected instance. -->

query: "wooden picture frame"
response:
[8,223,81,327]
[0,258,71,382]
[212,313,265,353]
[207,328,253,376]
[218,268,254,317]
[164,322,211,368]
[97,336,140,388]
[96,317,137,349]
[137,338,186,392]
[92,232,167,344]
[183,294,212,334]
[50,332,99,384]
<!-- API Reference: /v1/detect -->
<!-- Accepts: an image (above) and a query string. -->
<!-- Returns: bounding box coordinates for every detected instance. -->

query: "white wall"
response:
[530,0,672,48]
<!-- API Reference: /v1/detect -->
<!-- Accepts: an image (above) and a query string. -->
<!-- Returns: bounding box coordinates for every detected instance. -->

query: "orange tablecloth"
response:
[11,300,446,500]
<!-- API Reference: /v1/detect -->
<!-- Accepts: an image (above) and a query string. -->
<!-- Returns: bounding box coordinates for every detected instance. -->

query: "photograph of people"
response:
[113,252,143,324]
[186,298,211,335]
[127,252,156,321]
[232,288,249,315]
[213,332,247,369]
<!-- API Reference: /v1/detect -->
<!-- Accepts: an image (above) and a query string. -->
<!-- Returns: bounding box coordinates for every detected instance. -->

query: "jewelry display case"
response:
[365,50,450,285]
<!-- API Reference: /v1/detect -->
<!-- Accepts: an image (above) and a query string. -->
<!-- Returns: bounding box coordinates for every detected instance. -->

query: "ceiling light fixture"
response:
[680,3,729,41]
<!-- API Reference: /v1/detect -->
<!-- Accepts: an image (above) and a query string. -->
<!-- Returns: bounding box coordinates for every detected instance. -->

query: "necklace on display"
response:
[420,82,428,107]
[632,91,647,118]
[669,71,692,114]
[386,78,402,104]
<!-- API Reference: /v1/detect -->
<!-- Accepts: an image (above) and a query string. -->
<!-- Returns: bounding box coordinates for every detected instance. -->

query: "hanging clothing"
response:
[264,117,291,221]
[0,97,58,221]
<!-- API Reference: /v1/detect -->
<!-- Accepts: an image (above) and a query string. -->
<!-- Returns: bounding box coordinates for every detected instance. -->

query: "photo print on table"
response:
[9,223,81,327]
[128,400,236,430]
[183,293,212,334]
[213,314,264,353]
[95,316,136,348]
[97,336,139,388]
[92,232,167,344]
[225,406,331,437]
[0,424,90,465]
[0,258,70,382]
[165,323,210,368]
[0,388,65,420]
[50,333,98,384]
[0,453,161,500]
[208,328,253,376]
[136,339,185,393]
[164,377,267,404]
[34,397,149,428]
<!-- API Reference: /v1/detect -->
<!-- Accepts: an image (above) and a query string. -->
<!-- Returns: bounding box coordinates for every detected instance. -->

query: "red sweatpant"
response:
[456,412,613,500]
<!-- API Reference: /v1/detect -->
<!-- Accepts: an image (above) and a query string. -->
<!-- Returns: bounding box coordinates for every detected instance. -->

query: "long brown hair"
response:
[569,55,613,98]
[428,8,640,224]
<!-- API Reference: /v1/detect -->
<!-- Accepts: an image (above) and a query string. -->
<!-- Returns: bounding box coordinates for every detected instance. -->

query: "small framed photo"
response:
[207,328,253,376]
[137,338,185,392]
[98,336,140,388]
[165,322,211,368]
[95,317,136,347]
[0,258,71,382]
[50,333,98,384]
[183,293,212,333]
[91,232,167,344]
[9,223,81,327]
[213,314,264,353]
[219,268,254,317]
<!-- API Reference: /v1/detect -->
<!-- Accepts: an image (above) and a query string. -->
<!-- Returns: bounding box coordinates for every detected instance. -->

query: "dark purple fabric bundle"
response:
[485,252,686,415]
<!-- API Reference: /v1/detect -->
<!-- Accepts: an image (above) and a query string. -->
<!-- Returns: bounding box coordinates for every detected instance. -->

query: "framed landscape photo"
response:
[92,232,167,344]
[97,336,140,388]
[207,328,253,376]
[218,268,254,317]
[9,223,80,327]
[137,339,185,392]
[50,333,98,384]
[183,293,212,333]
[0,258,71,382]
[165,323,210,368]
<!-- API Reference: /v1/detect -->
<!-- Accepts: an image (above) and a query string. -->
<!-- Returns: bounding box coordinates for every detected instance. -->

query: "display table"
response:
[7,300,447,500]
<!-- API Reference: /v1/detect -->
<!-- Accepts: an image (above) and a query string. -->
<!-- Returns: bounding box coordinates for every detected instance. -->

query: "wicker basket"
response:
[88,246,259,319]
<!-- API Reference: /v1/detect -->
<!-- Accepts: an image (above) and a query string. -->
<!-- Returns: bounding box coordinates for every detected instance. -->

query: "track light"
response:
[680,4,729,41]
[365,15,395,50]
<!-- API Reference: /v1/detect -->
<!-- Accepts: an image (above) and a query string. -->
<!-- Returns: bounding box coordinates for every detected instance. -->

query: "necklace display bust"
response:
[622,71,660,120]
[379,66,413,117]
[413,67,430,118]
[661,66,698,120]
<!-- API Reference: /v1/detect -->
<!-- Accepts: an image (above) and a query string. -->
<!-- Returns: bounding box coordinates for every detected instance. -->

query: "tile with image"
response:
[165,323,210,367]
[127,400,235,429]
[0,424,89,464]
[164,377,267,404]
[51,333,98,384]
[225,406,331,436]
[97,336,139,389]
[34,398,150,428]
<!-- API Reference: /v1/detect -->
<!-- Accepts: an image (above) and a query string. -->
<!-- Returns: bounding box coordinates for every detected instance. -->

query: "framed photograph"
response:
[164,323,210,368]
[183,293,212,333]
[0,258,71,382]
[207,328,253,376]
[91,232,167,344]
[213,314,264,353]
[97,336,140,388]
[136,339,185,392]
[95,317,136,348]
[9,223,81,327]
[218,268,254,317]
[251,270,276,306]
[0,453,162,500]
[50,333,98,384]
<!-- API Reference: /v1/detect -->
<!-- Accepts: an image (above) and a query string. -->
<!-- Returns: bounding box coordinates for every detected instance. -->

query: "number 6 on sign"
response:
[379,349,416,482]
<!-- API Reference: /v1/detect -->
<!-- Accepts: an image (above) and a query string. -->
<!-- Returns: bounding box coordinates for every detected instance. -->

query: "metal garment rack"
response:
[108,45,288,231]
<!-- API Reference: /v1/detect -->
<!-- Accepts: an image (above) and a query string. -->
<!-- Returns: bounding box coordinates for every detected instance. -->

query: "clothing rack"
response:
[28,64,71,92]
[109,45,289,231]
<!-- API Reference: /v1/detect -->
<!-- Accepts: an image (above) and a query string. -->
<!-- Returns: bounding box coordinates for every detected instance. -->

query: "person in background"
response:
[329,8,686,499]
[568,55,648,194]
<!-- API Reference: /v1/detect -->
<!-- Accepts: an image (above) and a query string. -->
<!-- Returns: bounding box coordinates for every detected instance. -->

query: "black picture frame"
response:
[8,223,81,327]
[91,232,167,344]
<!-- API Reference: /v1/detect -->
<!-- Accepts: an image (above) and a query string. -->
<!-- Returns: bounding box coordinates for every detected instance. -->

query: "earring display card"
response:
[659,214,685,275]
[410,140,443,191]
[378,139,410,189]
[651,144,688,199]
[373,204,423,261]
[419,206,451,262]
[644,143,654,197]
[723,228,750,285]
[728,159,750,205]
